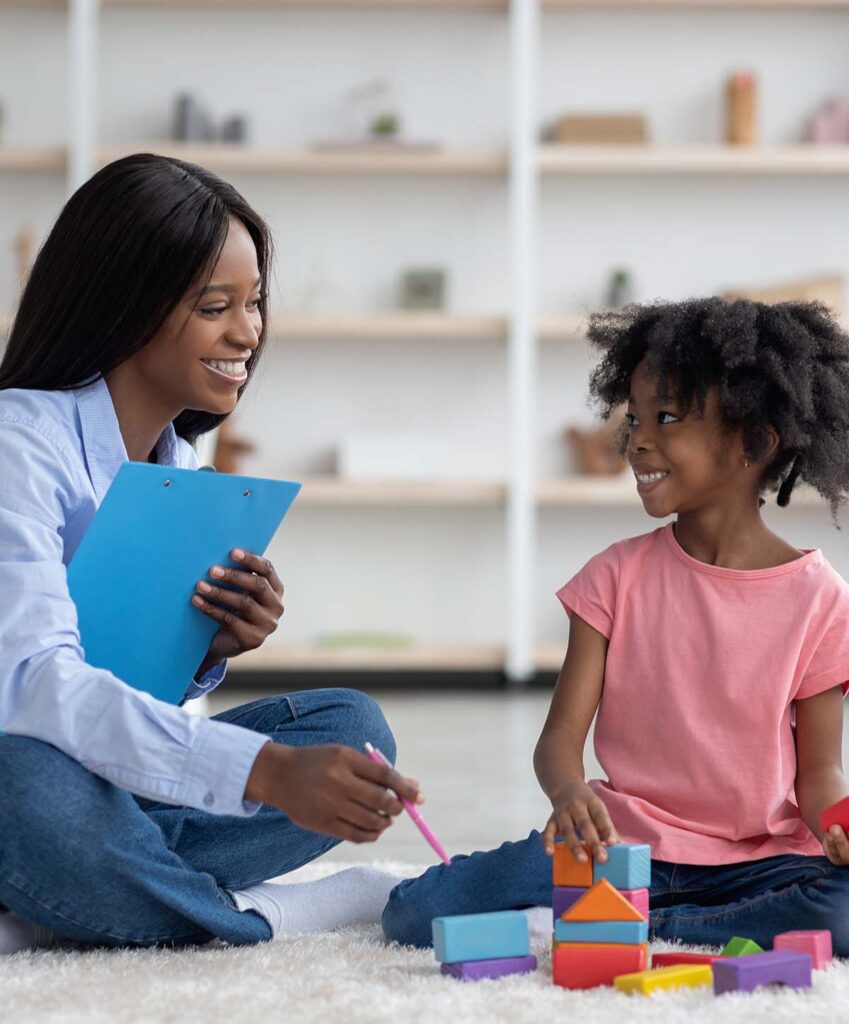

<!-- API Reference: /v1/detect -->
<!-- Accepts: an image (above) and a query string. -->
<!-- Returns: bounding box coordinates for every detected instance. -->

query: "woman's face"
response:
[131,217,263,417]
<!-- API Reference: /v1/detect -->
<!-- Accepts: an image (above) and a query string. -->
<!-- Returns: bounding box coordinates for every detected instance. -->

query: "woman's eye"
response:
[200,306,227,316]
[248,298,262,311]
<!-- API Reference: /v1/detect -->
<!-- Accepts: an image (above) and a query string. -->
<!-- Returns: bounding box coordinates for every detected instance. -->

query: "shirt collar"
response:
[74,377,181,503]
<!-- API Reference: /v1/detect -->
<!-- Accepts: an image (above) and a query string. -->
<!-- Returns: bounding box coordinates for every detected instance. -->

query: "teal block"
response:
[592,843,651,890]
[432,911,530,965]
[554,919,648,945]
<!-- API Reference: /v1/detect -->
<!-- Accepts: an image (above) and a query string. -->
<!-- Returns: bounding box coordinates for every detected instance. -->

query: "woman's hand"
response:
[542,778,619,863]
[823,825,849,866]
[244,741,423,843]
[192,548,284,668]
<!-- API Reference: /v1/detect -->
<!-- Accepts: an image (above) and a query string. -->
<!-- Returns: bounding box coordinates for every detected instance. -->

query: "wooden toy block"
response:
[615,963,713,995]
[593,843,651,890]
[553,942,648,990]
[554,918,648,945]
[553,842,593,887]
[819,795,849,833]
[621,888,649,918]
[552,886,587,922]
[432,911,529,965]
[651,951,727,968]
[713,950,812,995]
[720,936,763,957]
[562,878,645,923]
[441,954,537,981]
[773,930,832,970]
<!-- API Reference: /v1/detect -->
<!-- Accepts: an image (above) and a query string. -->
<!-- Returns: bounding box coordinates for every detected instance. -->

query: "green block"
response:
[721,936,764,957]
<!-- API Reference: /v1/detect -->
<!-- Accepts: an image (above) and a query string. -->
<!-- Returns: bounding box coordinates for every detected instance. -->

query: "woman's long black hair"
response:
[0,152,272,443]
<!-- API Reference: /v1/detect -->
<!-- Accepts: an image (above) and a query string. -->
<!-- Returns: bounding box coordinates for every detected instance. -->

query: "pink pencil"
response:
[364,742,451,865]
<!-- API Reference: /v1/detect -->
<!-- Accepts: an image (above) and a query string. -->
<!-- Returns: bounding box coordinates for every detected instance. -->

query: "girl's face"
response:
[625,359,751,518]
[129,217,263,418]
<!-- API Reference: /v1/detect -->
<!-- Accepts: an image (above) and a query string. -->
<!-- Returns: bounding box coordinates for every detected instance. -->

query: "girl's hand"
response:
[542,779,619,863]
[192,548,284,666]
[823,825,849,866]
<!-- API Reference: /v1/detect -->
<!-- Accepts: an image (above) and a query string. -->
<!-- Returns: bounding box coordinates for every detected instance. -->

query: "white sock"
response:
[228,866,402,938]
[0,910,58,955]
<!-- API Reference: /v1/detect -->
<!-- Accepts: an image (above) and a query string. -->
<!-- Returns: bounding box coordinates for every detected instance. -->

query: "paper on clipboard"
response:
[67,462,300,704]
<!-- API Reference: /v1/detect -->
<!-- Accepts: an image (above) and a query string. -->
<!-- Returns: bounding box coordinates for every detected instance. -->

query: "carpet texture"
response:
[3,861,848,1023]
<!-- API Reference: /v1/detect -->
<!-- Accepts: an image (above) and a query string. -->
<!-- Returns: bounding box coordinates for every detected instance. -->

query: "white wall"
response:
[1,4,847,657]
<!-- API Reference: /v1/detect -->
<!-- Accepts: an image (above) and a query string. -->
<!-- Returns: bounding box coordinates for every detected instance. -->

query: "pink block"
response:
[773,930,832,970]
[621,888,649,919]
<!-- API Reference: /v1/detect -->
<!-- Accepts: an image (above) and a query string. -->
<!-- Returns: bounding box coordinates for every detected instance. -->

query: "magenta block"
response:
[713,951,812,995]
[620,887,649,918]
[552,887,586,922]
[441,955,538,982]
[773,930,832,970]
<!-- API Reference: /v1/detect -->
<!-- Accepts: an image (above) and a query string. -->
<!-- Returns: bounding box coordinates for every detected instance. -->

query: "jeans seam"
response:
[220,695,284,725]
[4,873,214,946]
[662,881,807,926]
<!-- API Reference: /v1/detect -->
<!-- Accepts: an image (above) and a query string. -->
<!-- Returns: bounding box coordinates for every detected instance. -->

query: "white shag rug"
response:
[3,860,848,1024]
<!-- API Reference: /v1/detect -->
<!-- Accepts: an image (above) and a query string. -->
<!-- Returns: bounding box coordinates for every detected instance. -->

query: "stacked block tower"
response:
[552,841,651,989]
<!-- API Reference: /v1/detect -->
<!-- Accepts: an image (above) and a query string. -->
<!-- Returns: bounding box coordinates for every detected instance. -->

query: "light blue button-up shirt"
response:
[0,378,269,816]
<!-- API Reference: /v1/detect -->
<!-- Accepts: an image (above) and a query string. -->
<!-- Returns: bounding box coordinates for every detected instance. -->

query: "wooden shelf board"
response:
[540,144,849,176]
[535,644,565,672]
[105,0,506,8]
[538,476,827,507]
[98,143,506,176]
[544,0,849,8]
[0,146,66,173]
[235,643,505,671]
[271,313,508,341]
[298,477,507,505]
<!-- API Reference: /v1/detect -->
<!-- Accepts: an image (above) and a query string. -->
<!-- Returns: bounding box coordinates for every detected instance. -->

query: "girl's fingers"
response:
[590,798,620,845]
[557,817,587,863]
[573,810,606,863]
[542,818,558,855]
[829,825,849,863]
[230,549,285,599]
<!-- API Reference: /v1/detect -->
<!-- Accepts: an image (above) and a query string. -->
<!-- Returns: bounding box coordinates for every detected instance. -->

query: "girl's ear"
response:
[764,425,781,463]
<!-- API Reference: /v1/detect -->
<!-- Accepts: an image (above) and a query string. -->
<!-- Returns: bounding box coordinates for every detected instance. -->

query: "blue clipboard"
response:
[67,463,301,704]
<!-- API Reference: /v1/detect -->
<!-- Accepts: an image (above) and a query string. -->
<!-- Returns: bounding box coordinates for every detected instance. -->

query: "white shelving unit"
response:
[4,0,848,682]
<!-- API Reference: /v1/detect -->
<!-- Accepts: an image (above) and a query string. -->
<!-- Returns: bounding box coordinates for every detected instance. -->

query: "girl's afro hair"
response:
[587,297,849,518]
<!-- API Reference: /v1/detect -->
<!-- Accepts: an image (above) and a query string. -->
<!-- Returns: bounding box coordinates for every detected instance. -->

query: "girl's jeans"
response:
[383,831,849,955]
[0,688,395,948]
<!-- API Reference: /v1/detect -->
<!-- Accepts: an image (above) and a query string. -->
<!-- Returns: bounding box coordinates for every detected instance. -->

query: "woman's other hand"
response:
[192,548,284,668]
[244,742,423,843]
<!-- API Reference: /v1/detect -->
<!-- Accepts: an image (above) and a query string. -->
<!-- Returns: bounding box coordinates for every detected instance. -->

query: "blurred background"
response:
[2,0,849,862]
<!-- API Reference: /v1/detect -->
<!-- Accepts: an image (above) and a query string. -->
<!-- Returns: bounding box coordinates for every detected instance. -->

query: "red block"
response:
[652,952,727,968]
[553,942,648,990]
[820,796,849,833]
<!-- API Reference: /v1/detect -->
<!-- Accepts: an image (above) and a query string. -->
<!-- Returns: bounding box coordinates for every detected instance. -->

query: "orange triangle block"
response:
[562,878,646,923]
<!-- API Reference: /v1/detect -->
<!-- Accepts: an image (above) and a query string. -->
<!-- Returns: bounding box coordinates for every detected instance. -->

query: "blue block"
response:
[432,911,530,965]
[553,919,648,945]
[593,843,651,890]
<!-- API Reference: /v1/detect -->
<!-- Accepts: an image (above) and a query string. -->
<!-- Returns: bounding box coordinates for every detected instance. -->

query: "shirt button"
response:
[203,791,215,807]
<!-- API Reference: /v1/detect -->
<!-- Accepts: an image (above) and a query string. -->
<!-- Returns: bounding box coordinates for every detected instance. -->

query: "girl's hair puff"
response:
[587,297,849,519]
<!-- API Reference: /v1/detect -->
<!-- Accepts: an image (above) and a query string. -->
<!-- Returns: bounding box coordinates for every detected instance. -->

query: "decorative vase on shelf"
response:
[726,70,757,146]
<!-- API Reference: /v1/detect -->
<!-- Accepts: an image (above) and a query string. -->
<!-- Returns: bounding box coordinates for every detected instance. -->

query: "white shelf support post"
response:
[506,0,539,683]
[68,0,99,195]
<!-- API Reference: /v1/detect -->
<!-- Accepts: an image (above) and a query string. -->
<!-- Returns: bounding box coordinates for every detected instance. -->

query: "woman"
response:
[0,154,419,953]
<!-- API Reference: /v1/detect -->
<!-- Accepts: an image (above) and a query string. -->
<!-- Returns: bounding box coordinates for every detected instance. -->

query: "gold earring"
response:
[745,459,752,468]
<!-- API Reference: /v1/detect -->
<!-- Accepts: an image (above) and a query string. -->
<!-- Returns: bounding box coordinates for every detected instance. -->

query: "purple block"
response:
[441,955,538,982]
[713,951,812,995]
[553,887,586,922]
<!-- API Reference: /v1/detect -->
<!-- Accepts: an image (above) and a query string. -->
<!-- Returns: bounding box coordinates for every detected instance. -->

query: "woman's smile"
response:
[200,357,249,385]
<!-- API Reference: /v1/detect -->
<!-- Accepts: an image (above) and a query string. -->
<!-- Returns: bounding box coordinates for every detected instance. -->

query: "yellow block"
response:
[614,964,713,995]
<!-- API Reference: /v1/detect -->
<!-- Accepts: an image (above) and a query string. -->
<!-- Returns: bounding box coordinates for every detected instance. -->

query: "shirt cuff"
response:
[182,660,228,704]
[179,717,270,816]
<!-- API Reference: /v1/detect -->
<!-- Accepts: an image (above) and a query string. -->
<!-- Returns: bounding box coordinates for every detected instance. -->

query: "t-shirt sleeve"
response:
[796,586,849,700]
[556,544,620,639]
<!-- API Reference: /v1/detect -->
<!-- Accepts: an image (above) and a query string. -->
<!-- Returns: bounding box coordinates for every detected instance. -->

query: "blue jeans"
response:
[0,688,395,948]
[383,830,849,956]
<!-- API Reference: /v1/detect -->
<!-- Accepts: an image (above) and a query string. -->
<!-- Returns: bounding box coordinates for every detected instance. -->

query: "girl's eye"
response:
[658,411,680,425]
[625,412,638,427]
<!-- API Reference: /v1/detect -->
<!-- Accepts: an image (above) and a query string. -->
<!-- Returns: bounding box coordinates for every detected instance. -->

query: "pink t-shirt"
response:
[557,523,849,865]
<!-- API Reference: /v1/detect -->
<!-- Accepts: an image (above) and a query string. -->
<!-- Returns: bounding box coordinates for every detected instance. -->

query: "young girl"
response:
[382,297,849,955]
[0,153,420,954]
